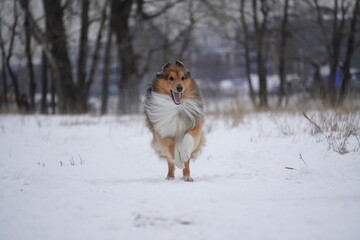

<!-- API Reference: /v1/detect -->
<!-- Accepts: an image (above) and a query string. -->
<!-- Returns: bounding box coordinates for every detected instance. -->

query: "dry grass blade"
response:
[302,112,322,134]
[302,111,359,155]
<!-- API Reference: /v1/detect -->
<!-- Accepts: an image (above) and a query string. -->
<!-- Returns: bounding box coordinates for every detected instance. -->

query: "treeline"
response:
[0,0,359,114]
[205,0,360,109]
[1,0,196,114]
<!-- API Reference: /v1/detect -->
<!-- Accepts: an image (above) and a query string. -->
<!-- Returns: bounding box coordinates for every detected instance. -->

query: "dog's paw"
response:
[178,134,194,162]
[166,176,175,180]
[182,176,194,182]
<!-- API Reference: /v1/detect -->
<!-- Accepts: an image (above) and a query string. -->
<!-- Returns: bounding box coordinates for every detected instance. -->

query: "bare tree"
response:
[110,0,139,114]
[110,0,183,114]
[77,0,90,110]
[311,0,348,106]
[252,0,269,109]
[36,0,77,113]
[277,0,290,107]
[20,0,108,113]
[40,50,48,114]
[0,17,8,110]
[100,26,112,115]
[5,1,21,109]
[22,0,36,111]
[240,0,257,107]
[140,1,200,68]
[339,0,360,104]
[85,0,108,103]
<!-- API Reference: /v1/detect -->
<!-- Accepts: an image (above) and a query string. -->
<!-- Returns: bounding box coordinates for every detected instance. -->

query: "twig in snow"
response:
[299,153,308,167]
[353,134,360,152]
[285,167,295,170]
[37,162,46,167]
[70,156,75,166]
[78,154,85,165]
[237,160,241,169]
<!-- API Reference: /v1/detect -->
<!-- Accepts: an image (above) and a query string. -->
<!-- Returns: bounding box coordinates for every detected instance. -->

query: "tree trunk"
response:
[328,0,339,106]
[43,0,80,113]
[21,0,104,114]
[257,51,268,108]
[339,0,360,104]
[240,0,256,107]
[77,0,90,111]
[101,27,112,115]
[252,0,268,109]
[6,1,21,109]
[85,0,108,113]
[40,50,48,114]
[110,0,140,114]
[313,0,346,107]
[277,0,289,107]
[50,71,56,114]
[23,0,36,112]
[0,19,8,110]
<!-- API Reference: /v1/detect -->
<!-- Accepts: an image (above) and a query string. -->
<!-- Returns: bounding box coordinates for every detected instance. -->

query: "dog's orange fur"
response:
[147,64,204,182]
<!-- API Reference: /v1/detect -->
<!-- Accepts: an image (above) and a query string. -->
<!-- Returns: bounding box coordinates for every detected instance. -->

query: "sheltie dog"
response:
[144,60,204,182]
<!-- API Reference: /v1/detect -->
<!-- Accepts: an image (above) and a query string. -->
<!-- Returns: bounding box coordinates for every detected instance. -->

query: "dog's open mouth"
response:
[171,91,182,105]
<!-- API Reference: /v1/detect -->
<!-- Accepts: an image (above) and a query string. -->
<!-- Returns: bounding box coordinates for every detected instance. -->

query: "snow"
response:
[0,113,360,240]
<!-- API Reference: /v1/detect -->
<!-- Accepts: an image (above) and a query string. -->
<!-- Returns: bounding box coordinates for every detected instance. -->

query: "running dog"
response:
[144,60,204,182]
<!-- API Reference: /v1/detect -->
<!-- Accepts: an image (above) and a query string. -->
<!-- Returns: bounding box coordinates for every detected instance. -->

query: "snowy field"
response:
[1,112,360,240]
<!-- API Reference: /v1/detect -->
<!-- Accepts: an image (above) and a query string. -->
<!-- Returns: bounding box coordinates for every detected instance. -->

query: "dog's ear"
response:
[156,71,165,79]
[175,60,185,68]
[161,63,171,72]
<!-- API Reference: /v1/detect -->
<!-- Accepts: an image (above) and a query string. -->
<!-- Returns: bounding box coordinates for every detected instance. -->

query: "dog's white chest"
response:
[157,110,190,139]
[145,92,202,139]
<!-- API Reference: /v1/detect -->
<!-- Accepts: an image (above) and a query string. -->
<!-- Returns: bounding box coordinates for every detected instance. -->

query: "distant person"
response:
[20,94,30,112]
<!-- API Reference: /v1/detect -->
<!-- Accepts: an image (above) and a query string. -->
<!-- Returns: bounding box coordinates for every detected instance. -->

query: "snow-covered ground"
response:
[0,112,359,240]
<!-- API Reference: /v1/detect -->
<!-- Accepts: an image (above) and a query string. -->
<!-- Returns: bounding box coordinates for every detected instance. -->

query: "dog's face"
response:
[154,61,193,105]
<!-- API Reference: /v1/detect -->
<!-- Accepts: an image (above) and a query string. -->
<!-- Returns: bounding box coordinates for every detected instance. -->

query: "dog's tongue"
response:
[172,91,182,105]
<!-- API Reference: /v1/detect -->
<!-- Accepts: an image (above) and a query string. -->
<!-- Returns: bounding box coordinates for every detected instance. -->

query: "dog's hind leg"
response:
[166,159,175,180]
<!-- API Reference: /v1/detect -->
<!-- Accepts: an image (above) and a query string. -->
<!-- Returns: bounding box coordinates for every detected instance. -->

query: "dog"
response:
[144,60,204,182]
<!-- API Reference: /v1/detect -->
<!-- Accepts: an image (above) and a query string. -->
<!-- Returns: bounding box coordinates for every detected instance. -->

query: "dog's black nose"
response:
[176,84,183,92]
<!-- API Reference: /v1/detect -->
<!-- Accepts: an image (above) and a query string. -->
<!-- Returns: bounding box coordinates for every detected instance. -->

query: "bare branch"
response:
[311,0,332,54]
[137,0,184,20]
[19,0,58,73]
[5,0,21,106]
[86,0,108,88]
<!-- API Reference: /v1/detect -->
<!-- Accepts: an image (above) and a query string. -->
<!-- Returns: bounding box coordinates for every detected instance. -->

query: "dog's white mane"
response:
[145,91,203,140]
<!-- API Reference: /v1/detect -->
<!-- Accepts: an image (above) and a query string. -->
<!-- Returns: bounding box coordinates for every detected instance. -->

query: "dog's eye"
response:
[169,77,174,81]
[181,77,185,81]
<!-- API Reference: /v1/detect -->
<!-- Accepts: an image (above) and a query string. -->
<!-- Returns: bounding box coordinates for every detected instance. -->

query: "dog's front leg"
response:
[175,134,193,169]
[161,137,175,180]
[175,119,203,173]
[166,160,175,180]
